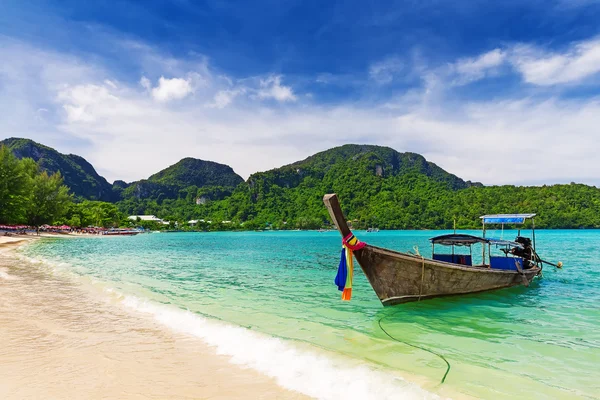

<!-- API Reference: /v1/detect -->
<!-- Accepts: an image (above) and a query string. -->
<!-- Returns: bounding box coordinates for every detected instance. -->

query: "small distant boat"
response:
[366,227,379,233]
[104,229,141,236]
[323,194,557,306]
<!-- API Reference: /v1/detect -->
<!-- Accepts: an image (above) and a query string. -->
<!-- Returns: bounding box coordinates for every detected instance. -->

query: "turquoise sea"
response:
[19,230,600,399]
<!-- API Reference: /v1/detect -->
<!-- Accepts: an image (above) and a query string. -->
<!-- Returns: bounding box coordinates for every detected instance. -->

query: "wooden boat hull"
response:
[354,245,540,305]
[323,193,540,305]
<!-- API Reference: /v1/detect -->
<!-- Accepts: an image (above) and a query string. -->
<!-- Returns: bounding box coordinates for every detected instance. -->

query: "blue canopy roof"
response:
[480,214,536,224]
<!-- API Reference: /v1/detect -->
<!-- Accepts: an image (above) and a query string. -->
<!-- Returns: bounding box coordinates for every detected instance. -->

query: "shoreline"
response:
[3,233,587,399]
[0,236,307,400]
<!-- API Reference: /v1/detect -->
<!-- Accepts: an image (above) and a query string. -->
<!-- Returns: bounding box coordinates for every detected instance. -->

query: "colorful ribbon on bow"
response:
[334,232,366,301]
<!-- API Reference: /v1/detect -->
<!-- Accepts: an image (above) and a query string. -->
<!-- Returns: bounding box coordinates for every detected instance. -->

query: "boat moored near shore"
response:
[323,194,556,306]
[103,228,142,236]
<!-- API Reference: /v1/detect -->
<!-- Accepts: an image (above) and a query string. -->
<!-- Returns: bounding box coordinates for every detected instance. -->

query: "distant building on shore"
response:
[128,215,170,225]
[188,219,211,226]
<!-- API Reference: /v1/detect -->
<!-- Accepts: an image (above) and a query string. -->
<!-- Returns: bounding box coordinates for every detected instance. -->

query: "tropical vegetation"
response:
[2,140,600,230]
[0,145,72,226]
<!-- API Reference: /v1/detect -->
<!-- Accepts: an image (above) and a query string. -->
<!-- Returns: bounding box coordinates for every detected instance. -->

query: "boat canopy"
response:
[480,214,536,224]
[430,234,488,246]
[487,238,524,248]
[430,234,525,249]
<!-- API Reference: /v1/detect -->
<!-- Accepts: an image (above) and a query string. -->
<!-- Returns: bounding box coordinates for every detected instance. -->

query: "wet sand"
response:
[0,237,307,399]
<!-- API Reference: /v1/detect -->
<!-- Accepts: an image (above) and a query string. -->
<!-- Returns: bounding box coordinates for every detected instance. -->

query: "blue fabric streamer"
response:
[335,248,347,292]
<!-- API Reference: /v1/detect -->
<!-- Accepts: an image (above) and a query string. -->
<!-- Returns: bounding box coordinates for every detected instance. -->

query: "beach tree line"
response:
[115,173,600,230]
[0,145,136,228]
[0,145,72,226]
[115,146,600,230]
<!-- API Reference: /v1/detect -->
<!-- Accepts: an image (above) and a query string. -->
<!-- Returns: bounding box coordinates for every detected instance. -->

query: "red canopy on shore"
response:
[0,225,31,230]
[38,225,71,230]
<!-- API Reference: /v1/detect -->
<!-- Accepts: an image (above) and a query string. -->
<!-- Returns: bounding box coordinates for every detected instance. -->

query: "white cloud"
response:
[210,88,245,109]
[58,84,120,123]
[151,76,193,102]
[140,76,151,91]
[510,38,600,85]
[257,75,296,102]
[451,49,505,84]
[391,98,600,185]
[2,37,600,186]
[369,57,404,84]
[442,38,600,87]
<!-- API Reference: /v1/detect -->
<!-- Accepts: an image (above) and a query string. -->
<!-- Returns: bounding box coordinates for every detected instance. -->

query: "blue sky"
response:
[1,0,600,185]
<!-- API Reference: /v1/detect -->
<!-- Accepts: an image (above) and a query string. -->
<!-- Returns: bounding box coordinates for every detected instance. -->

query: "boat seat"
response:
[490,256,523,270]
[432,254,472,266]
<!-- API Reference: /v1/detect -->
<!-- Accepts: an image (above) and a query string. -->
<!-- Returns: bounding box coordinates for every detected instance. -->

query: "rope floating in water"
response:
[331,231,450,383]
[378,311,451,384]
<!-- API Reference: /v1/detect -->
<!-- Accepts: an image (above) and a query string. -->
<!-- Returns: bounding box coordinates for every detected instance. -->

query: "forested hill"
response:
[2,139,600,229]
[1,137,114,201]
[148,157,244,189]
[117,157,244,202]
[189,145,600,229]
[287,144,481,190]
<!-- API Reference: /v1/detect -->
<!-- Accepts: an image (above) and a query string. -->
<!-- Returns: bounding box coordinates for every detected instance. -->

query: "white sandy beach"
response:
[0,236,307,399]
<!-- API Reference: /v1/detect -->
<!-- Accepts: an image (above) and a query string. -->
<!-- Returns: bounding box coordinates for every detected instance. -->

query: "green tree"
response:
[0,145,30,223]
[25,171,73,226]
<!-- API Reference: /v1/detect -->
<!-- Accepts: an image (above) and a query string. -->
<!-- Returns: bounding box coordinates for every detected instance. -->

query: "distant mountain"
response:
[196,144,486,229]
[0,138,245,203]
[121,157,244,200]
[192,144,599,229]
[148,157,244,188]
[4,139,598,229]
[1,137,114,201]
[244,144,479,203]
[288,144,480,189]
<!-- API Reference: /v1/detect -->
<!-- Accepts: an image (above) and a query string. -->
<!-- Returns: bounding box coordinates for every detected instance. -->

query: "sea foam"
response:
[121,295,441,400]
[16,249,442,399]
[0,267,17,280]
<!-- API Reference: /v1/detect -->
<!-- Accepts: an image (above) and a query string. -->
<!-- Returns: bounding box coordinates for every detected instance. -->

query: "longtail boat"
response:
[103,228,141,236]
[323,194,547,306]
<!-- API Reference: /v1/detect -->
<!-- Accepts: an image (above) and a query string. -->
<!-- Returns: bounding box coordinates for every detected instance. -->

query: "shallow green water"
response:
[21,230,600,399]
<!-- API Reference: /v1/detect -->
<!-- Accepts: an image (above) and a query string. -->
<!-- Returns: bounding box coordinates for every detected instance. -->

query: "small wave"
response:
[16,250,442,399]
[121,295,441,400]
[14,253,73,274]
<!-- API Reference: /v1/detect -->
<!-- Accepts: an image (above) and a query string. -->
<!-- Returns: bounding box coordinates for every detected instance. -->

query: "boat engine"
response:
[512,236,535,268]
